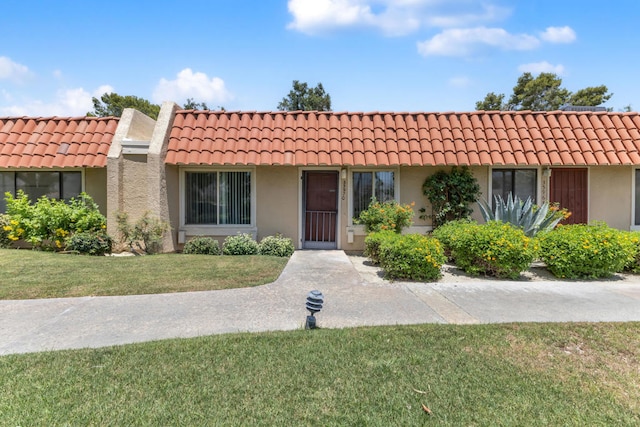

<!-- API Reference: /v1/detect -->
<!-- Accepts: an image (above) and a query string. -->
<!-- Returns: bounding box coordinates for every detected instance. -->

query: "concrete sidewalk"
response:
[2,250,640,355]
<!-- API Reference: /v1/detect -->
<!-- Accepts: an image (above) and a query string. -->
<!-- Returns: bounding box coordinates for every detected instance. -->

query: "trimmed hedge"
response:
[183,236,221,255]
[222,233,259,255]
[378,233,446,281]
[258,235,295,257]
[538,223,638,279]
[447,221,537,279]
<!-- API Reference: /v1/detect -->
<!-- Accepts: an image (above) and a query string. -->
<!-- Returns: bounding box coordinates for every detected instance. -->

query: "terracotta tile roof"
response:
[0,116,118,168]
[166,110,640,167]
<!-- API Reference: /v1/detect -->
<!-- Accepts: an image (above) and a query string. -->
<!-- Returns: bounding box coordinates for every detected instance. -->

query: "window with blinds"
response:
[352,171,395,220]
[185,171,251,225]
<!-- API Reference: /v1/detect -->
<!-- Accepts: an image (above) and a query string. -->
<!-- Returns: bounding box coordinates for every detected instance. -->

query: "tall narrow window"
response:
[352,171,395,220]
[185,171,251,225]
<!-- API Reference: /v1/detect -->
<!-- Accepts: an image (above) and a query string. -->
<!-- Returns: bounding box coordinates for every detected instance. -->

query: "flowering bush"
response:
[183,236,221,255]
[538,223,638,279]
[364,230,400,265]
[449,221,538,279]
[430,219,477,261]
[356,198,414,233]
[378,233,446,281]
[223,233,259,255]
[0,214,13,248]
[258,234,295,257]
[4,191,107,250]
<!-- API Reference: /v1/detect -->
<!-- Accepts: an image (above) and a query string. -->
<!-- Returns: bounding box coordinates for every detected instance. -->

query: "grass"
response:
[1,322,638,426]
[0,249,288,299]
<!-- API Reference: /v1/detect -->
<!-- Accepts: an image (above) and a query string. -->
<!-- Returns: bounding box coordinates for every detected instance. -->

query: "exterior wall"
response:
[256,166,299,245]
[148,102,180,252]
[165,164,180,248]
[589,166,632,229]
[341,165,490,251]
[106,107,158,247]
[470,166,489,223]
[84,167,107,215]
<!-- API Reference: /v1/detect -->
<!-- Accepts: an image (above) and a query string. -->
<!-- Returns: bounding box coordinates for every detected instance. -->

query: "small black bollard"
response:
[305,290,324,329]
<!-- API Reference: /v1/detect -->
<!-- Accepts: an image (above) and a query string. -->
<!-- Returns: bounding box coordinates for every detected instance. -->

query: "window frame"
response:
[0,169,84,212]
[349,168,399,226]
[490,167,539,204]
[632,169,640,229]
[179,167,256,233]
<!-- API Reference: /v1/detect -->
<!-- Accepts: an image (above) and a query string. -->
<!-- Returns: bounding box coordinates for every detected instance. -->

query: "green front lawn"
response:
[1,322,638,425]
[0,249,288,299]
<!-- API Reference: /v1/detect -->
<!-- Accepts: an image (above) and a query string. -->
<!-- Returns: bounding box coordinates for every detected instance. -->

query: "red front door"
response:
[550,168,588,224]
[304,171,338,248]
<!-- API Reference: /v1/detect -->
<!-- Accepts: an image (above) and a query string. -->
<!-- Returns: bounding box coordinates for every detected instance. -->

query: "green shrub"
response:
[183,236,221,255]
[624,232,640,273]
[223,233,259,255]
[0,214,12,248]
[258,235,294,257]
[364,230,400,264]
[378,233,446,281]
[420,166,481,227]
[4,191,107,250]
[116,211,169,255]
[538,223,638,279]
[66,231,113,256]
[450,221,537,279]
[431,219,477,261]
[356,198,414,233]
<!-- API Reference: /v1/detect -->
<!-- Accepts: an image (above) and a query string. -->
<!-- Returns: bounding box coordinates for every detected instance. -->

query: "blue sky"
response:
[1,0,638,116]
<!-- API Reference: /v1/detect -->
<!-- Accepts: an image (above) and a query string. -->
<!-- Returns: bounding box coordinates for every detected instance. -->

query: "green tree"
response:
[476,72,612,111]
[183,98,210,110]
[277,80,331,111]
[568,86,613,107]
[88,93,161,119]
[475,92,505,110]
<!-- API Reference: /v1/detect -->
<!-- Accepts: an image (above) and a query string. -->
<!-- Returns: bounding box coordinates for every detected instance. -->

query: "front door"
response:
[303,171,338,249]
[550,168,588,224]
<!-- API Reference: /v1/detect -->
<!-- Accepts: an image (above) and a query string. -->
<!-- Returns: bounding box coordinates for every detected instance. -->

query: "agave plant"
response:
[478,193,562,237]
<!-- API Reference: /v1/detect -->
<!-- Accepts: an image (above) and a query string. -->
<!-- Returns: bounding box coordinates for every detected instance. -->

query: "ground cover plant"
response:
[0,249,287,299]
[538,223,639,279]
[1,322,638,425]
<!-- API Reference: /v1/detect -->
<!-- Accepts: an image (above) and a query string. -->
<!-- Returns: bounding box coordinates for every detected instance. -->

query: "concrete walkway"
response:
[2,250,640,355]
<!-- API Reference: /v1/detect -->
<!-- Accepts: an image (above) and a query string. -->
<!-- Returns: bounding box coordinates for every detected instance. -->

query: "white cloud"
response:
[448,76,471,88]
[152,68,232,104]
[0,85,108,117]
[417,27,539,56]
[0,56,33,83]
[540,26,576,43]
[93,85,114,98]
[518,61,565,75]
[287,0,375,34]
[287,0,510,36]
[426,4,510,28]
